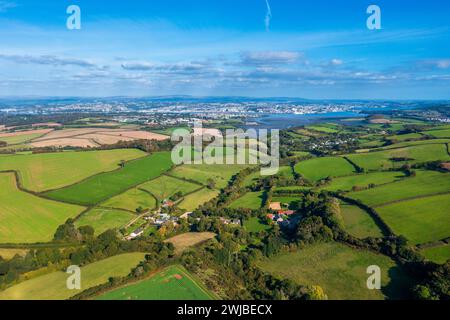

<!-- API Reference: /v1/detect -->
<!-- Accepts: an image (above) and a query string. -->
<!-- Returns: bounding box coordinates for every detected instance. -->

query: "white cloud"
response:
[264,0,272,31]
[330,59,343,66]
[0,54,103,69]
[240,51,302,66]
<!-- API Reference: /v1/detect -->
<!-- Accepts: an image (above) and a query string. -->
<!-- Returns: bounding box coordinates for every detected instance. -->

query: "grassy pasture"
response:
[379,139,450,150]
[44,152,173,205]
[421,244,450,264]
[170,164,248,189]
[0,173,84,244]
[259,242,411,300]
[179,188,219,211]
[348,170,450,207]
[75,208,135,235]
[243,217,271,233]
[320,171,405,192]
[229,191,264,210]
[96,265,214,300]
[346,144,449,171]
[139,175,200,202]
[340,203,383,238]
[101,188,157,212]
[306,125,339,133]
[376,194,450,245]
[0,253,146,300]
[387,133,424,142]
[424,129,450,138]
[295,157,355,181]
[0,149,146,192]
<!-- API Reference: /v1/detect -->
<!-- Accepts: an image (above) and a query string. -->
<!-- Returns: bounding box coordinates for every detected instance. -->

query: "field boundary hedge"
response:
[373,191,450,208]
[331,193,394,237]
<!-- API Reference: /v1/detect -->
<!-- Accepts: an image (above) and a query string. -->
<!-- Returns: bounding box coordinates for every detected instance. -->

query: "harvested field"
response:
[0,248,28,260]
[0,129,53,139]
[31,123,62,128]
[31,128,169,148]
[164,232,216,254]
[30,138,98,148]
[33,128,101,141]
[78,133,134,145]
[99,130,168,140]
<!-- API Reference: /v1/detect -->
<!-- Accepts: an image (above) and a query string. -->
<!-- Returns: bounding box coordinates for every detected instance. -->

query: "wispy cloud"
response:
[0,54,104,69]
[240,51,302,66]
[264,0,272,31]
[0,1,16,13]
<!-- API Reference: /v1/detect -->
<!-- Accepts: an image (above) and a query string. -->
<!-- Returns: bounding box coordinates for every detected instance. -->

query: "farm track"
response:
[416,237,450,250]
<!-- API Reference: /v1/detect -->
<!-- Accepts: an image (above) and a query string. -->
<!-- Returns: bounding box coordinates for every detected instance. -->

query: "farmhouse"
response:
[269,202,282,211]
[126,228,144,240]
[180,212,193,219]
[219,217,241,226]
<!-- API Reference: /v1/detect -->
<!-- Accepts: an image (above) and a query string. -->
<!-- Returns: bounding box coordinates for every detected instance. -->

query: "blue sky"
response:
[0,0,449,99]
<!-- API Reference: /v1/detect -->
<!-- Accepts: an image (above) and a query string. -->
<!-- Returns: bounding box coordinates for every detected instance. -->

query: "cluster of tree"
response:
[96,139,174,154]
[0,220,174,290]
[180,229,326,300]
[71,244,175,300]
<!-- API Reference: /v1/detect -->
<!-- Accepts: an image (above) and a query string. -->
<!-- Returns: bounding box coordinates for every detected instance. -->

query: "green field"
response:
[229,191,264,209]
[295,157,355,181]
[0,173,84,244]
[0,149,146,192]
[376,194,450,245]
[259,242,411,300]
[44,152,173,205]
[340,203,383,238]
[170,164,248,189]
[379,139,450,150]
[387,133,424,142]
[0,253,145,300]
[421,244,450,264]
[179,188,219,211]
[75,208,135,235]
[96,265,214,300]
[139,175,200,202]
[306,125,339,133]
[346,144,450,171]
[348,170,450,207]
[102,188,157,212]
[320,171,405,192]
[243,217,271,233]
[424,129,450,138]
